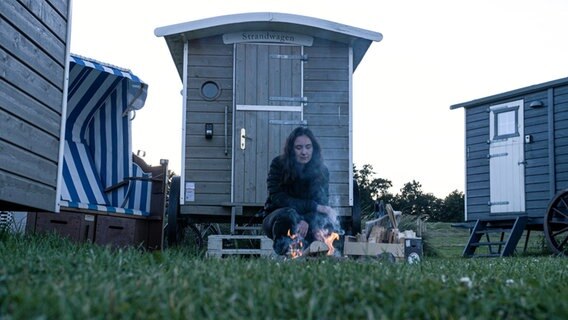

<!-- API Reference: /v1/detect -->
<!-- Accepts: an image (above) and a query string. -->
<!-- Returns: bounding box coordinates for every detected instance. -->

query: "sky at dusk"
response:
[71,0,568,197]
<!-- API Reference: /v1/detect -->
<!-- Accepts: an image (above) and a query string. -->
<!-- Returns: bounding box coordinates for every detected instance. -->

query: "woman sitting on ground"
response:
[262,126,337,255]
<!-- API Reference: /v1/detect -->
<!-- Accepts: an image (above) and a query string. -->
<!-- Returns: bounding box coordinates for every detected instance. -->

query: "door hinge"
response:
[487,152,508,159]
[270,54,308,61]
[488,201,510,206]
[269,120,308,125]
[269,96,308,103]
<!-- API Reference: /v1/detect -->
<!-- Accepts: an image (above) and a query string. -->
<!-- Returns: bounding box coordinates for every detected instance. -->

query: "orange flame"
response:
[324,232,339,256]
[287,229,303,259]
[288,229,340,258]
[315,229,340,256]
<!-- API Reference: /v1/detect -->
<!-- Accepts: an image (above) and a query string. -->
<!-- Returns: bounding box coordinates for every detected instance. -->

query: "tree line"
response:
[354,164,464,222]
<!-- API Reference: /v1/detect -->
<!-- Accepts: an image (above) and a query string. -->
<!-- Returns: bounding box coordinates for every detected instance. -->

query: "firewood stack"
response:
[343,203,422,261]
[357,203,409,244]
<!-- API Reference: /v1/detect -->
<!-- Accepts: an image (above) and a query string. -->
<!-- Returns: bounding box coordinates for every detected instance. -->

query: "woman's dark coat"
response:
[264,155,330,216]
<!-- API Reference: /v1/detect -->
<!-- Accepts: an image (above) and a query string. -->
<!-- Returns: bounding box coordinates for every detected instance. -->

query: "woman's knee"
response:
[264,207,300,239]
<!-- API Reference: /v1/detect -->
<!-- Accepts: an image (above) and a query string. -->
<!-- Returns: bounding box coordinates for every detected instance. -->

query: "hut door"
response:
[488,100,525,214]
[233,44,305,204]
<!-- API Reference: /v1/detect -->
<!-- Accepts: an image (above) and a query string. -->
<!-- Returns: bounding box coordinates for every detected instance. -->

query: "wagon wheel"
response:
[190,223,222,249]
[544,189,568,255]
[165,176,223,250]
[351,179,362,235]
[166,176,181,247]
[169,219,213,250]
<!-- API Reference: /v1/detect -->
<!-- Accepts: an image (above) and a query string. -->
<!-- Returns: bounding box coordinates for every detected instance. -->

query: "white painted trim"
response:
[55,0,74,213]
[236,105,303,112]
[301,46,305,121]
[348,46,354,207]
[463,110,468,221]
[155,12,382,42]
[180,41,189,205]
[231,43,236,203]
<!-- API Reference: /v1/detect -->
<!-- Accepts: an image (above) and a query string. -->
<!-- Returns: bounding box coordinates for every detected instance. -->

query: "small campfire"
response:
[320,230,339,255]
[287,229,340,258]
[287,229,304,258]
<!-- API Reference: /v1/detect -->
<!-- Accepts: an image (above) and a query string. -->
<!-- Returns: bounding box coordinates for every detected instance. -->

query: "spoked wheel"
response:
[165,176,222,250]
[191,223,222,249]
[544,189,568,255]
[166,176,181,247]
[351,179,362,235]
[173,221,223,249]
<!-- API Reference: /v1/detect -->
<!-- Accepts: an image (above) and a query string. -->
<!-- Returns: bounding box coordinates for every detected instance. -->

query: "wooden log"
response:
[386,204,398,229]
[304,240,329,256]
[363,215,389,240]
[368,225,386,243]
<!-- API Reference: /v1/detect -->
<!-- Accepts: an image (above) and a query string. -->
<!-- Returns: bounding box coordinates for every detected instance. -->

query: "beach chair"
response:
[27,55,167,249]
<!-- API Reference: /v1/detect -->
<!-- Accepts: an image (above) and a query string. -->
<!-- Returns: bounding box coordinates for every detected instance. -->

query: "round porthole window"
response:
[200,81,221,100]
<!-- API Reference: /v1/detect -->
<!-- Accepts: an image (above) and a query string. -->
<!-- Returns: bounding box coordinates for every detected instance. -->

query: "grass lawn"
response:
[1,225,567,319]
[423,222,551,258]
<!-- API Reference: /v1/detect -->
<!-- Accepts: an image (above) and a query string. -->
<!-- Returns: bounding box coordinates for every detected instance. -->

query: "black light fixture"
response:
[205,123,213,139]
[529,100,544,108]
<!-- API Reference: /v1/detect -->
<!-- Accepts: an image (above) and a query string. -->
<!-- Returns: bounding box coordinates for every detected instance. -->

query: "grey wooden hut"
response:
[155,12,381,235]
[0,0,71,212]
[451,77,568,256]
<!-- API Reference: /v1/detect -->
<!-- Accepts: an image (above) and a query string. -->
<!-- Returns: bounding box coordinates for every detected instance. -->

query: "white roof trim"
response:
[155,12,382,42]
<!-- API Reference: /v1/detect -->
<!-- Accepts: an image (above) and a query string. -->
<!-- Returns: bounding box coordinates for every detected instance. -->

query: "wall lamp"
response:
[529,100,544,108]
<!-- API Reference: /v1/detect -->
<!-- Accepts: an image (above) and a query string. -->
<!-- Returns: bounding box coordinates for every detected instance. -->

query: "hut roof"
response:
[155,12,382,77]
[450,76,568,110]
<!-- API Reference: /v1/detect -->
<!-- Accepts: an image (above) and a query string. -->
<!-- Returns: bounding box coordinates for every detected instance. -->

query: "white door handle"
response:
[240,128,246,150]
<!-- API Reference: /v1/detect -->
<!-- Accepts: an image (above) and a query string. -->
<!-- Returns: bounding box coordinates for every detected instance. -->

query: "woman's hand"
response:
[317,204,337,216]
[296,220,309,238]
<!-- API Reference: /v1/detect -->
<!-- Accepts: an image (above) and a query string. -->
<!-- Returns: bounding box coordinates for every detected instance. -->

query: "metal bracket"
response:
[487,152,508,159]
[269,96,308,103]
[488,201,510,206]
[270,54,308,61]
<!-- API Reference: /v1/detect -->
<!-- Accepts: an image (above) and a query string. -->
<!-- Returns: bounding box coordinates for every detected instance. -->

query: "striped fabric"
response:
[61,141,109,206]
[61,54,151,215]
[85,79,131,207]
[0,211,12,229]
[59,201,146,216]
[124,162,152,213]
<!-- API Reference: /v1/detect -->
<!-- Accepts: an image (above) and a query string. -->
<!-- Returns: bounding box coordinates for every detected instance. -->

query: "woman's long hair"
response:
[280,127,325,185]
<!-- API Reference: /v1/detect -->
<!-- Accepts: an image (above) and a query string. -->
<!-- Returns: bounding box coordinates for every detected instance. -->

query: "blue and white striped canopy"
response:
[60,54,151,215]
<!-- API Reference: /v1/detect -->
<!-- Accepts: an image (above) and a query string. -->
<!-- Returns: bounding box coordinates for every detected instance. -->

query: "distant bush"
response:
[354,164,464,222]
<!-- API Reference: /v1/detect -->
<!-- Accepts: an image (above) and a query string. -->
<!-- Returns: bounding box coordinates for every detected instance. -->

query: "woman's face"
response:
[293,135,313,165]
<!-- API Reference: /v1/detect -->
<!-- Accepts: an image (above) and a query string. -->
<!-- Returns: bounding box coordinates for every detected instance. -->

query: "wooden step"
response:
[206,235,274,258]
[470,241,507,247]
[462,216,527,258]
[475,228,512,234]
[473,253,501,258]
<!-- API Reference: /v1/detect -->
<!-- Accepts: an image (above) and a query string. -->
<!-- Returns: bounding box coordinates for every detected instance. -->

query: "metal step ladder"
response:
[463,216,528,258]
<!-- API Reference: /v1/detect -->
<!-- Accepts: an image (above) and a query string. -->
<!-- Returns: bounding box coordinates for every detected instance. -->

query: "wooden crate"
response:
[343,236,405,259]
[343,236,423,262]
[207,235,274,258]
[27,211,96,242]
[95,215,149,248]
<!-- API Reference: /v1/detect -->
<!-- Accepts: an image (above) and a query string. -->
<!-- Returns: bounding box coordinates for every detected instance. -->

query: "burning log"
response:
[287,229,304,258]
[286,229,340,258]
[304,240,329,256]
[316,230,339,255]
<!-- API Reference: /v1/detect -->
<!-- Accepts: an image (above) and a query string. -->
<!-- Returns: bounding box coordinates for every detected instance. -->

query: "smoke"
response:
[273,236,293,255]
[311,209,344,237]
